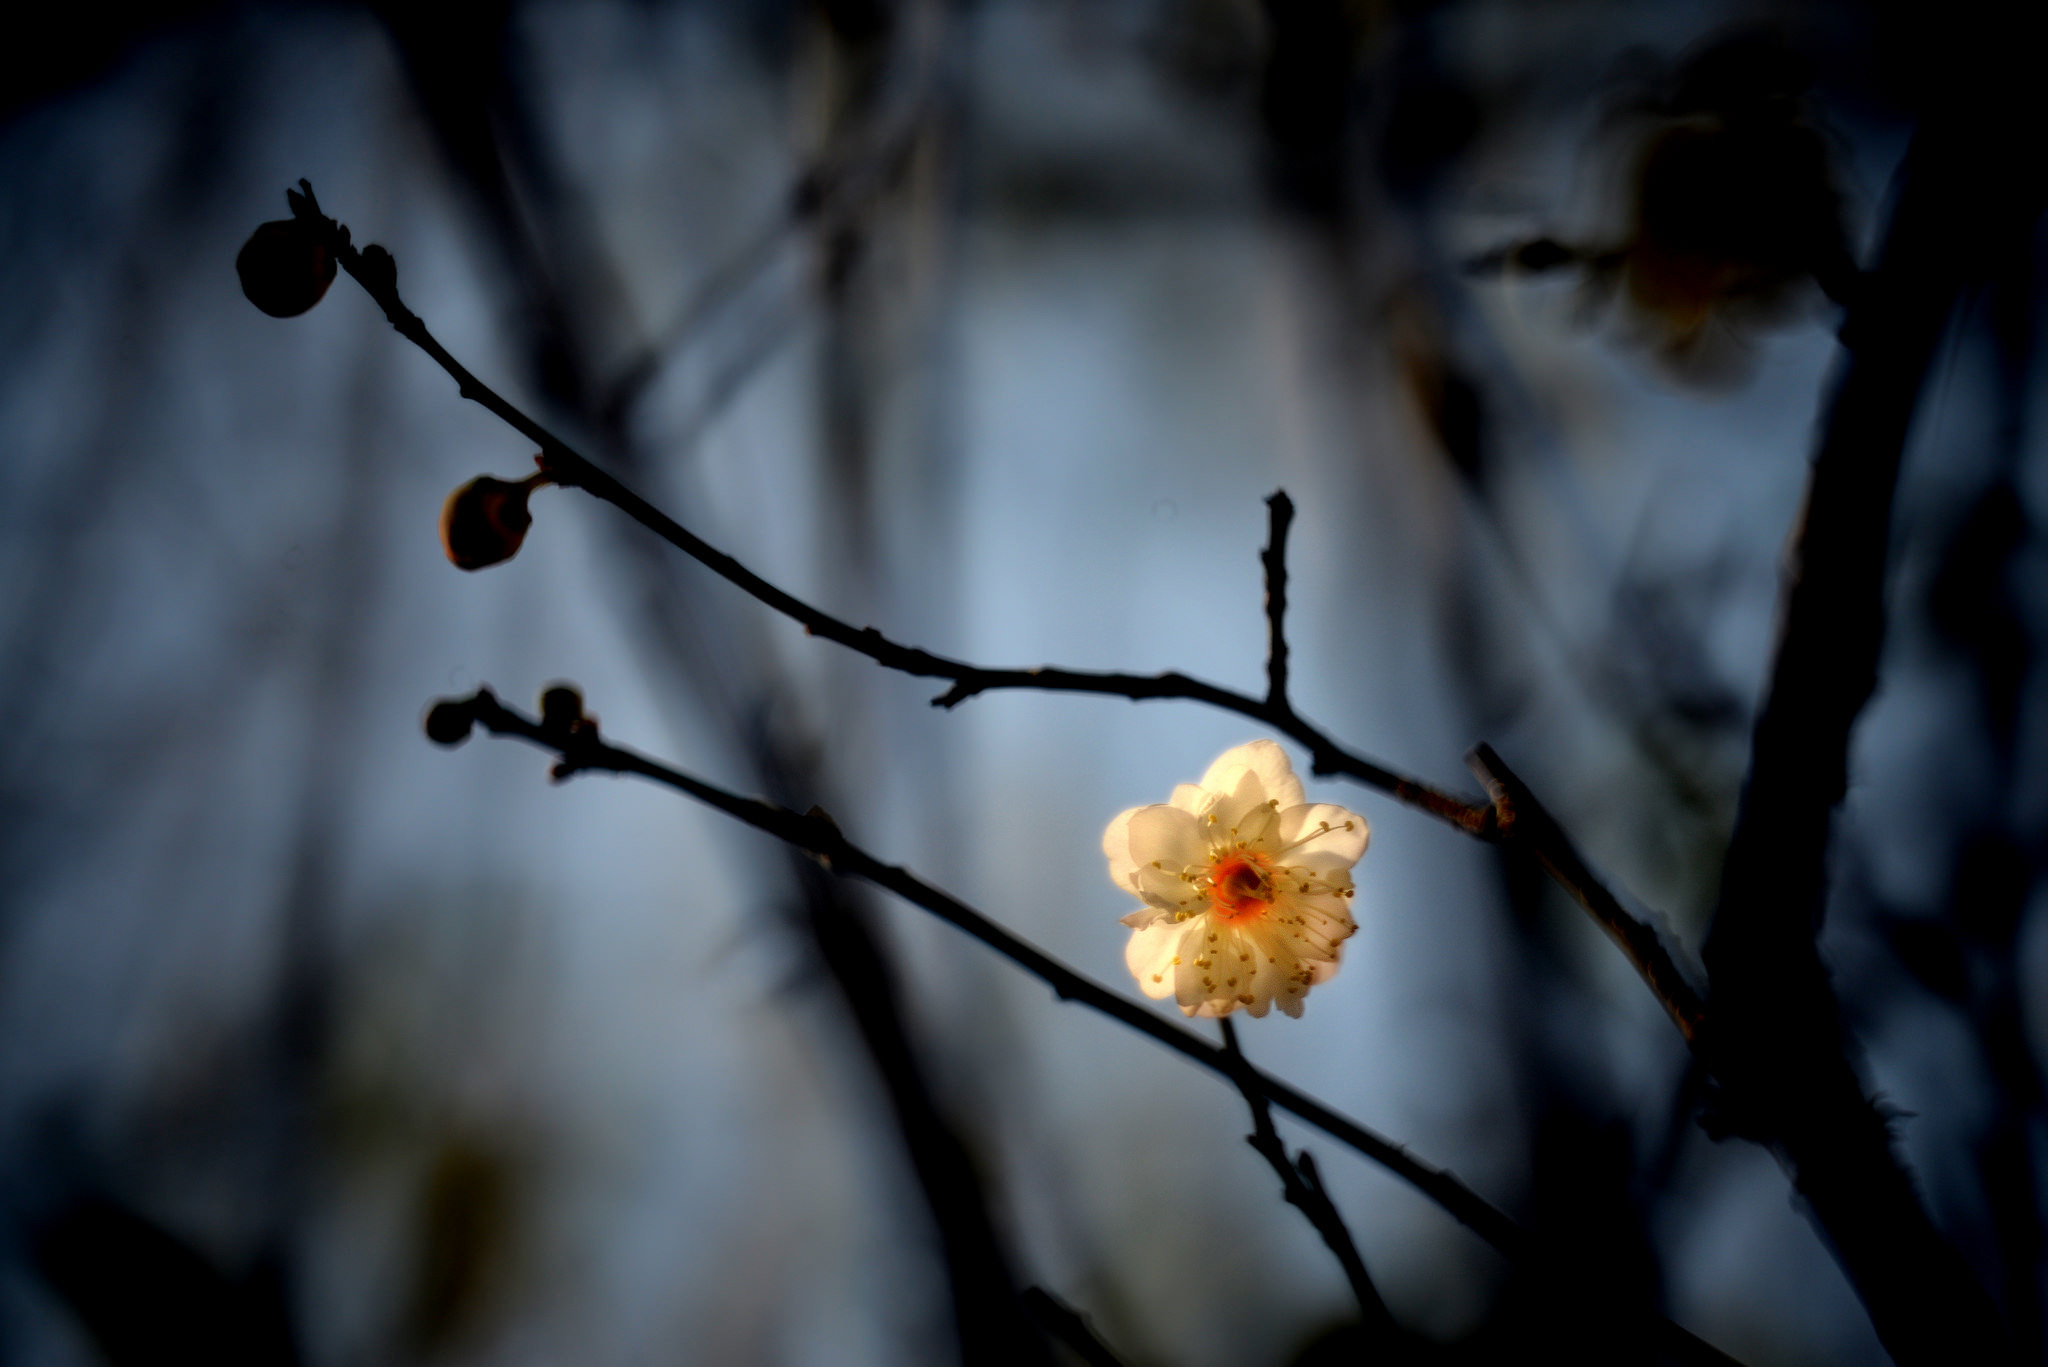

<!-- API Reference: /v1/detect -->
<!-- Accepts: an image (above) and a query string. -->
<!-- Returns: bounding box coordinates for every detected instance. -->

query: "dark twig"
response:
[287,181,1490,834]
[288,193,1735,1269]
[438,686,1515,1242]
[430,687,1746,1367]
[292,181,1717,1063]
[1218,1018,1400,1346]
[1262,491,1294,709]
[1467,744,1707,1045]
[1019,1288,1125,1367]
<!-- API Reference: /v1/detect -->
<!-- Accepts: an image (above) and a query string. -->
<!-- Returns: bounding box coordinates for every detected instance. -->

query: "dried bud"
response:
[356,244,398,298]
[236,218,336,318]
[440,475,539,570]
[538,684,584,732]
[423,697,476,746]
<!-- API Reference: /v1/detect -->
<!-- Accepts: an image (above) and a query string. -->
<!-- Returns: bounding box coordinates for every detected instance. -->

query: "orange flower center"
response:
[1208,854,1273,925]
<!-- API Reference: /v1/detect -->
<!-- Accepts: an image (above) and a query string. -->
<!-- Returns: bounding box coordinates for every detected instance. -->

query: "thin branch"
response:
[436,685,1515,1242]
[1466,744,1707,1044]
[1219,1018,1399,1345]
[428,686,1747,1367]
[286,181,1491,835]
[286,188,1735,1201]
[288,182,1763,1356]
[290,182,1720,1058]
[1262,491,1294,708]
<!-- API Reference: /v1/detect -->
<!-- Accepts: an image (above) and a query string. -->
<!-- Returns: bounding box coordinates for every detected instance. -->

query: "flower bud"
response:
[423,698,476,746]
[356,244,398,299]
[440,475,539,571]
[236,219,337,318]
[538,684,584,732]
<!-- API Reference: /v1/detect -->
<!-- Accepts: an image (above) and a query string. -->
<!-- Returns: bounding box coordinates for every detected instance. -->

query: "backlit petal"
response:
[1134,861,1205,913]
[1124,804,1207,871]
[1173,921,1234,1015]
[1198,740,1305,811]
[1277,802,1369,868]
[1103,807,1144,894]
[1124,920,1184,999]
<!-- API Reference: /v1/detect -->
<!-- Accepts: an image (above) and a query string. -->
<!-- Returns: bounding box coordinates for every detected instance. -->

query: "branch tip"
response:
[1261,489,1295,707]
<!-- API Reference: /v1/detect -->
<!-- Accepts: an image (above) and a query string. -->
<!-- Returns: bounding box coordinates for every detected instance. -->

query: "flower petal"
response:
[1231,796,1282,849]
[1103,806,1144,894]
[1169,921,1280,1017]
[1198,740,1305,812]
[1124,920,1184,999]
[1277,802,1369,868]
[1203,770,1273,836]
[1269,896,1356,975]
[1216,925,1274,1017]
[1173,919,1234,1015]
[1133,862,1205,914]
[1106,802,1208,897]
[1124,804,1207,870]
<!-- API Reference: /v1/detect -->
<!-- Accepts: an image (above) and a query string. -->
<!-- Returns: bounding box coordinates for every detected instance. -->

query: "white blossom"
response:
[1105,740,1367,1019]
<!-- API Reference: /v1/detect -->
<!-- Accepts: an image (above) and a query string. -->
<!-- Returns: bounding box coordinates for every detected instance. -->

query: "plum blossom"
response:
[1105,740,1367,1019]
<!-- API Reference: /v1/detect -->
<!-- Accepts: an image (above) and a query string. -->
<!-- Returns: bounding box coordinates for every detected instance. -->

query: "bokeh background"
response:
[0,1,2041,1364]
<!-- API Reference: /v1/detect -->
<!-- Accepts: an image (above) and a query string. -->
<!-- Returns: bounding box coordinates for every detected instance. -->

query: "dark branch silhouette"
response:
[1698,86,2048,1363]
[280,180,1496,834]
[1262,490,1295,708]
[1218,1018,1401,1350]
[1468,744,1708,1044]
[275,178,1753,1367]
[423,685,1745,1367]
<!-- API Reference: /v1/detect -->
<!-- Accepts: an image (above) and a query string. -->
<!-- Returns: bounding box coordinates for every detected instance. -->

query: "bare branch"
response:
[1219,1018,1399,1344]
[426,686,1747,1367]
[1262,490,1294,709]
[433,685,1514,1242]
[289,182,1492,835]
[1467,744,1707,1044]
[295,184,1718,1062]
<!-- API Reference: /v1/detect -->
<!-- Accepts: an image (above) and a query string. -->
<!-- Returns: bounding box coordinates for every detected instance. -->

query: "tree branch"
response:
[1467,744,1707,1045]
[1698,105,2048,1364]
[286,181,1728,1084]
[1218,1018,1400,1347]
[424,686,1746,1367]
[1263,490,1294,709]
[285,179,1492,834]
[431,686,1514,1239]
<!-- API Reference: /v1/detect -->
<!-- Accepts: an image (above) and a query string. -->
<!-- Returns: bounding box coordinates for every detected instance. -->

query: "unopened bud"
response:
[356,244,398,298]
[236,218,336,318]
[538,684,584,731]
[423,697,476,746]
[440,475,541,570]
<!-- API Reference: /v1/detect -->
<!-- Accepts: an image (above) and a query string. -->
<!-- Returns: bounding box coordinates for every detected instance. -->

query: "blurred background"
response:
[0,1,2041,1363]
